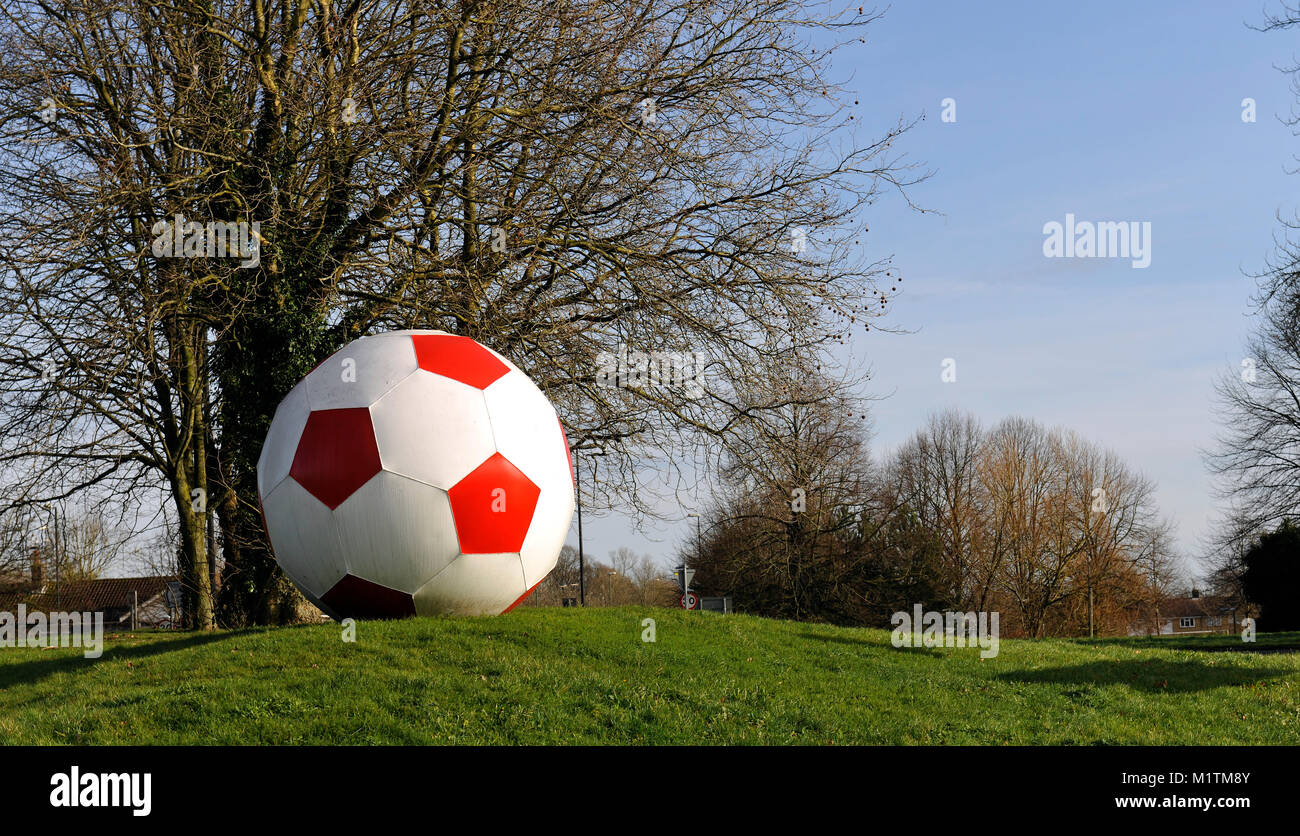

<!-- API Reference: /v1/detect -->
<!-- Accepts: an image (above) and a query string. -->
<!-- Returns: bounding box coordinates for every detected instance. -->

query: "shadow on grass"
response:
[997,659,1294,693]
[1066,633,1300,653]
[0,631,237,689]
[797,630,949,657]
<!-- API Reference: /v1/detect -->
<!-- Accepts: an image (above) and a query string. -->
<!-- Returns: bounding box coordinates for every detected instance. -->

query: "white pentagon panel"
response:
[305,331,419,411]
[332,471,459,593]
[520,483,575,588]
[257,380,310,500]
[369,372,496,489]
[485,372,575,588]
[483,370,562,478]
[261,478,347,598]
[413,553,527,616]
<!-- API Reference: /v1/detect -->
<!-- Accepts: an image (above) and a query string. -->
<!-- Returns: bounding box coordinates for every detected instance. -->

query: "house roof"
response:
[1159,595,1236,618]
[0,572,30,594]
[0,575,177,615]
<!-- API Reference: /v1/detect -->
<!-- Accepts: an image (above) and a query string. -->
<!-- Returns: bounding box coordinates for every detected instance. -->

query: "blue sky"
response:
[571,0,1300,582]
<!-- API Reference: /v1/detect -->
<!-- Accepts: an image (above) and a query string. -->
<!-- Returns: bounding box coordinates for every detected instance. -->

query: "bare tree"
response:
[888,409,985,609]
[976,417,1067,637]
[685,364,889,622]
[1207,298,1300,547]
[40,503,132,582]
[1055,429,1162,636]
[607,546,661,605]
[0,504,42,589]
[0,0,926,624]
[1207,3,1300,548]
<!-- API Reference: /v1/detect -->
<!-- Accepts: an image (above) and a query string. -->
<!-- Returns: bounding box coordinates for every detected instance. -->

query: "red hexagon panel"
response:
[411,334,509,389]
[321,573,416,619]
[289,407,382,510]
[448,452,540,554]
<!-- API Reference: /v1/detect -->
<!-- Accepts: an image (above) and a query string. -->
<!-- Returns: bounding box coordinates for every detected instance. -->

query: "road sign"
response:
[681,592,700,610]
[683,569,695,588]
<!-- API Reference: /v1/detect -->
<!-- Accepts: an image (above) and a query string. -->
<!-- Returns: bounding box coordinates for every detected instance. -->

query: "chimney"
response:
[1191,587,1200,599]
[30,556,43,590]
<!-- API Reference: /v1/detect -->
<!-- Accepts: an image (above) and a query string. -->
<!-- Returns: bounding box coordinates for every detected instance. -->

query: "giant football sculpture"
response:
[257,331,576,618]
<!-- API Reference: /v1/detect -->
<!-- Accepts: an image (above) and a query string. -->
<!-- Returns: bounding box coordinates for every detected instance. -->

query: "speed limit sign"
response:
[681,592,700,610]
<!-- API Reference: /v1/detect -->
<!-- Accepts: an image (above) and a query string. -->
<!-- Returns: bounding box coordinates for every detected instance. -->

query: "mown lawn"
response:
[1,607,1297,744]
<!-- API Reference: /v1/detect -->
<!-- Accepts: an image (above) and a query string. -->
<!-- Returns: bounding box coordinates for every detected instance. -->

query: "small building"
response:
[0,561,181,628]
[1127,591,1243,636]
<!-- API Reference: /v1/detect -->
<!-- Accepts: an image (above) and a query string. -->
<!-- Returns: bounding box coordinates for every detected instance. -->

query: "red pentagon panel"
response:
[289,407,382,510]
[411,334,509,389]
[321,574,416,619]
[558,417,574,487]
[448,453,540,554]
[502,580,543,614]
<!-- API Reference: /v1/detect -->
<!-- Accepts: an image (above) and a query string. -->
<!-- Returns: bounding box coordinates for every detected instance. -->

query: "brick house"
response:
[0,559,181,628]
[1127,590,1244,636]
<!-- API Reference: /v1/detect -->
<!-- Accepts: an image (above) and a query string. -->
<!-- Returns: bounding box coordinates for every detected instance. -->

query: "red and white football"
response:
[256,330,575,618]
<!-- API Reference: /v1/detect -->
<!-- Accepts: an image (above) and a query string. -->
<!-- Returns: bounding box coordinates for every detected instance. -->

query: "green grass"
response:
[2,607,1299,744]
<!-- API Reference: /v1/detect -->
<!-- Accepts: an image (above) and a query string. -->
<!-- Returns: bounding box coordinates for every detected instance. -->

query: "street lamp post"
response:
[574,446,585,606]
[29,523,45,591]
[685,512,703,605]
[52,506,61,610]
[33,508,60,608]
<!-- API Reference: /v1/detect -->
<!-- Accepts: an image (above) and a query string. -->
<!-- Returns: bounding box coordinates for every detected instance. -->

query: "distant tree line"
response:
[520,546,679,608]
[686,405,1179,638]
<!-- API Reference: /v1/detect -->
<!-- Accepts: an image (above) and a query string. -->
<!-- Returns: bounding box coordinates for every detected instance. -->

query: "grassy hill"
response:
[2,607,1298,745]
